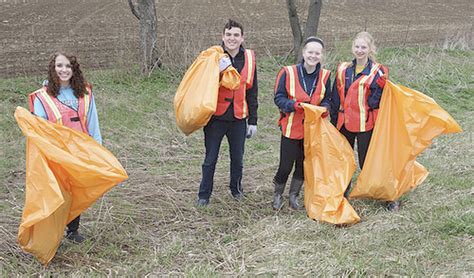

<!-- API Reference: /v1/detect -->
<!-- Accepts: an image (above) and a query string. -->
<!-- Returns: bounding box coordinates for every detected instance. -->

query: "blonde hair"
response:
[353,31,377,62]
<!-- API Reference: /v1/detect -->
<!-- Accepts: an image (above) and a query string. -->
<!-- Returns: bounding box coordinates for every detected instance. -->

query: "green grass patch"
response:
[0,46,472,276]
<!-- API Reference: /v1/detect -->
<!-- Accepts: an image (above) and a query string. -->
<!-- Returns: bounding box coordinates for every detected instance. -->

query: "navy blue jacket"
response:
[330,59,386,125]
[274,63,331,113]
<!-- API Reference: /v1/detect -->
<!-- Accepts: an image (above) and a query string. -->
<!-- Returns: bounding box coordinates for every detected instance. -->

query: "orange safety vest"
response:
[335,62,385,133]
[214,49,256,119]
[277,65,330,139]
[28,85,92,134]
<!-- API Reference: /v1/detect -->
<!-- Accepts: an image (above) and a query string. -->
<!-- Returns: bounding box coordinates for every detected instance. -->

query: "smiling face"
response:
[222,27,244,55]
[352,38,370,63]
[54,54,73,87]
[302,41,323,68]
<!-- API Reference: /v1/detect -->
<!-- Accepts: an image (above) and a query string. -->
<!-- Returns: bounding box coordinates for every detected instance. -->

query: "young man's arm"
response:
[246,67,258,125]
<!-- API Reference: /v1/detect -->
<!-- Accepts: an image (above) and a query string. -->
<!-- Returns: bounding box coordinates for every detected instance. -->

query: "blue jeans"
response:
[199,119,246,200]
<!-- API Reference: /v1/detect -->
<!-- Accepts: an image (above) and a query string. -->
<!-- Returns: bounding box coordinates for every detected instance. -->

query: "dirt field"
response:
[0,0,472,77]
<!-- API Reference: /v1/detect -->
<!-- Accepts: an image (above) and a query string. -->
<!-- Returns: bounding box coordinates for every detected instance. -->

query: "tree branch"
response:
[286,0,303,61]
[128,0,140,20]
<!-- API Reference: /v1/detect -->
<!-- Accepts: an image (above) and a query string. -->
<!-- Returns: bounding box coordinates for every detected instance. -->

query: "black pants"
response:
[199,119,247,200]
[340,126,373,169]
[274,136,304,184]
[67,215,80,233]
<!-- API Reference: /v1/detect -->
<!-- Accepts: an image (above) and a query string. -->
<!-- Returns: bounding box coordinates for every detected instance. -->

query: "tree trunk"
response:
[304,0,322,40]
[128,0,161,74]
[286,0,303,62]
[286,0,323,62]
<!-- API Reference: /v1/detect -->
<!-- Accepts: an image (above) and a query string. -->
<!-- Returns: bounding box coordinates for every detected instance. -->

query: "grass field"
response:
[0,45,473,276]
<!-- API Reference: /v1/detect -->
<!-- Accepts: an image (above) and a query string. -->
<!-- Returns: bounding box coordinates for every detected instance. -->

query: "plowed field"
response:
[0,0,472,76]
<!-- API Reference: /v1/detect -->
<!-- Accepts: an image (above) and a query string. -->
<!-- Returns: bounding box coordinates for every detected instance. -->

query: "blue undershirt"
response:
[33,86,102,144]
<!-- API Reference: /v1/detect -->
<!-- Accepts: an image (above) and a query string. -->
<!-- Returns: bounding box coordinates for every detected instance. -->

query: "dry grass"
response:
[0,45,472,276]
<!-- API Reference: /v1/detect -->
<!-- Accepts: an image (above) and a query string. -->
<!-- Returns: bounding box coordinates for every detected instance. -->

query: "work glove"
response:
[320,105,329,118]
[246,124,257,139]
[293,101,304,113]
[219,55,232,73]
[376,72,388,88]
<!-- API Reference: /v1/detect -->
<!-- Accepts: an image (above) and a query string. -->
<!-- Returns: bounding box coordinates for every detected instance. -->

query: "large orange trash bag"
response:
[303,104,360,225]
[14,107,128,265]
[174,45,240,135]
[350,81,462,201]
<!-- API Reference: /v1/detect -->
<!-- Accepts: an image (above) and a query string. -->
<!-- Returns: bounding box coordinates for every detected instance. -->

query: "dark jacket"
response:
[274,62,331,113]
[213,45,259,125]
[330,59,386,125]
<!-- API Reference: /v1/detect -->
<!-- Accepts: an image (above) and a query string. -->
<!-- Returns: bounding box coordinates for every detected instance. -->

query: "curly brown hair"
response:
[46,52,88,98]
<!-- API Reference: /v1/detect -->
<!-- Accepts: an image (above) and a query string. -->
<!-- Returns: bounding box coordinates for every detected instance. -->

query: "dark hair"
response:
[47,52,88,98]
[303,36,325,48]
[223,19,244,35]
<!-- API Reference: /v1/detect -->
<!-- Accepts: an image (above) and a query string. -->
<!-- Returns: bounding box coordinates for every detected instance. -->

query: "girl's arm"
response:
[33,97,48,120]
[274,70,297,113]
[87,93,103,145]
[329,76,340,125]
[319,73,332,109]
[368,67,388,109]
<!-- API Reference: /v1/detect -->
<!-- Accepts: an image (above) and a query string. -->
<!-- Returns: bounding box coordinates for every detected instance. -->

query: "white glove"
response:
[246,125,257,139]
[219,56,232,72]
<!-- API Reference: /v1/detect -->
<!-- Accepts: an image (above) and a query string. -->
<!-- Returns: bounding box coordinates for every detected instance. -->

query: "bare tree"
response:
[128,0,161,74]
[286,0,323,61]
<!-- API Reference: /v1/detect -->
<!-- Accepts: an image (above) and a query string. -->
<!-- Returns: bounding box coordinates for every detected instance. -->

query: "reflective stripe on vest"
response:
[336,62,351,112]
[31,86,92,133]
[39,89,63,125]
[357,65,380,131]
[336,62,381,132]
[83,92,90,127]
[316,69,330,103]
[242,49,256,118]
[214,49,256,119]
[245,49,254,86]
[335,62,350,131]
[281,66,330,139]
[284,65,297,138]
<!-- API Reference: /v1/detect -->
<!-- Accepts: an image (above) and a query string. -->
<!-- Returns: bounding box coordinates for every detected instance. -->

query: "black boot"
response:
[65,215,84,243]
[66,230,85,243]
[272,180,286,210]
[386,200,401,212]
[289,178,304,210]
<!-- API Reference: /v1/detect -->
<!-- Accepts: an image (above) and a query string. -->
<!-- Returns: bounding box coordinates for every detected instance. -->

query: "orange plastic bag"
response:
[174,45,240,135]
[303,104,360,225]
[351,81,462,201]
[14,107,128,265]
